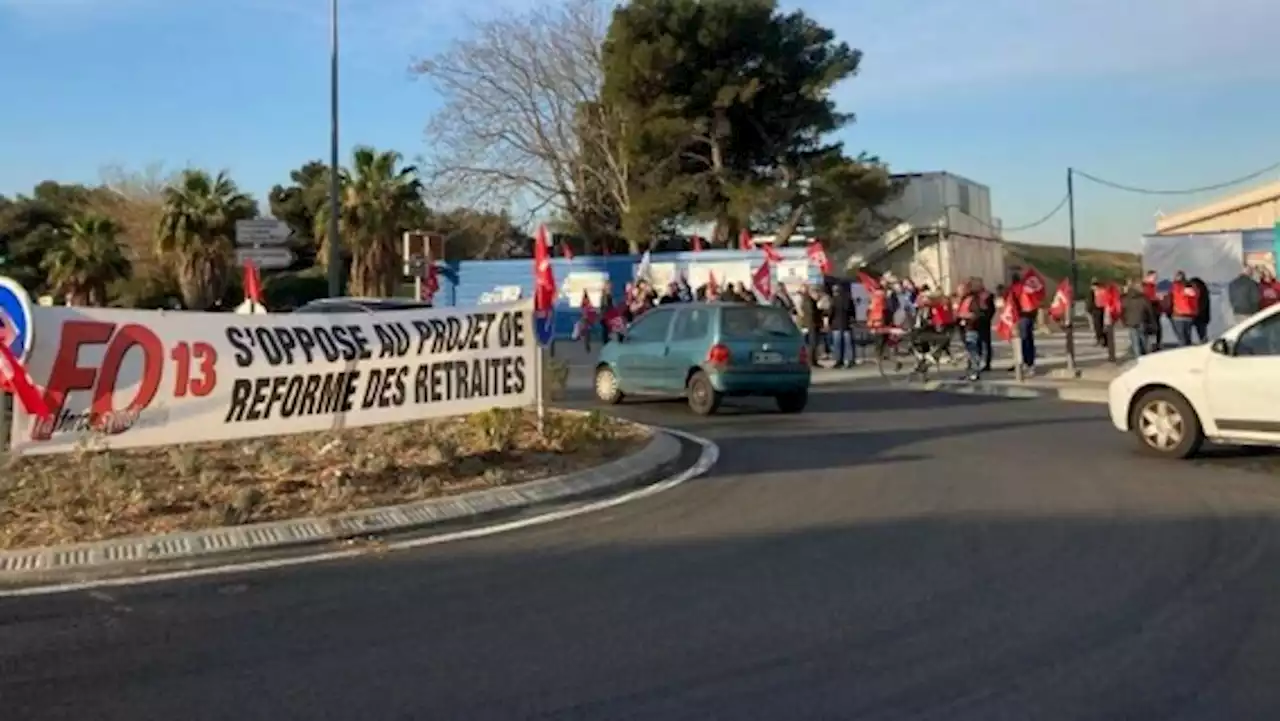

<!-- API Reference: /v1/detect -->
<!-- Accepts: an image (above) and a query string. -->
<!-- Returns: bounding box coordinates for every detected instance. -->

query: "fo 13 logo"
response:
[37,321,218,439]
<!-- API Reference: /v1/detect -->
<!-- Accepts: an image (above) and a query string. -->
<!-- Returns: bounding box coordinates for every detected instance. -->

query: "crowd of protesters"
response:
[573,263,1280,378]
[1075,264,1279,360]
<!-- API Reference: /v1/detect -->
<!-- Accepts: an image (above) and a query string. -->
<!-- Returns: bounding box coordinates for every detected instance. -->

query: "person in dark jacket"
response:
[773,282,796,314]
[599,282,618,342]
[1227,266,1260,325]
[1120,280,1157,357]
[800,285,822,367]
[1190,276,1211,344]
[828,284,856,368]
[1086,278,1108,347]
[970,277,997,370]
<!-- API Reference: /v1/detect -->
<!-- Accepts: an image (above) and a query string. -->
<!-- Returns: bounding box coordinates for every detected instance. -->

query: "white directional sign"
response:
[235,247,296,270]
[235,219,293,246]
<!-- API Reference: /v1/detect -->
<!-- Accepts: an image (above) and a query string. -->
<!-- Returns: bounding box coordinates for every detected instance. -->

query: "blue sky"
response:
[2,0,1278,252]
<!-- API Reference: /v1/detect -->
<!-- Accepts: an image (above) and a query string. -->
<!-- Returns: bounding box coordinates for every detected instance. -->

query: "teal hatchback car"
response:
[593,302,811,415]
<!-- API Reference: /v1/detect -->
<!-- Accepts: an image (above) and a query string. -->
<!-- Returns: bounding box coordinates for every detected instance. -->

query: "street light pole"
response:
[326,0,342,297]
[1065,167,1078,375]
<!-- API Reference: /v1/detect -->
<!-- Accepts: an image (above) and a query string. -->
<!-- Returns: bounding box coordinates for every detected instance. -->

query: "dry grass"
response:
[0,409,648,551]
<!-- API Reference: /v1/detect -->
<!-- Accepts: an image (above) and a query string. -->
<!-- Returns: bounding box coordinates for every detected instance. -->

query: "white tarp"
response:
[1142,232,1243,340]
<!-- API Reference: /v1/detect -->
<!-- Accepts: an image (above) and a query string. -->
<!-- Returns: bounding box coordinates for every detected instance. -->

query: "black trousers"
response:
[1089,309,1107,345]
[976,326,993,369]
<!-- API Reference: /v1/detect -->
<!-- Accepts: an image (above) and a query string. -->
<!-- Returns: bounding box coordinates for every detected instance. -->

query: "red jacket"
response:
[931,299,954,327]
[1261,280,1280,309]
[1171,281,1199,317]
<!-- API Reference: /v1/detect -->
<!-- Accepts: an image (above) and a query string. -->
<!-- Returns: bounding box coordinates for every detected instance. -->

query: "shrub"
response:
[467,408,524,453]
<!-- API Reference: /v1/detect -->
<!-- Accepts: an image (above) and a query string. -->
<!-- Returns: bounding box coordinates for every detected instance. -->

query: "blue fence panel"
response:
[443,247,822,339]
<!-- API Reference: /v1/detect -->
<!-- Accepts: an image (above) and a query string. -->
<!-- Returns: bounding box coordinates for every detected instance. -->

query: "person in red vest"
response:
[1169,270,1201,346]
[930,289,956,364]
[955,281,985,380]
[1009,271,1041,373]
[1259,268,1280,310]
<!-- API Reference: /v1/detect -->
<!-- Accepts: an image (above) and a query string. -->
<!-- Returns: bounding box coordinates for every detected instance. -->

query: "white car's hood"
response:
[1127,344,1211,373]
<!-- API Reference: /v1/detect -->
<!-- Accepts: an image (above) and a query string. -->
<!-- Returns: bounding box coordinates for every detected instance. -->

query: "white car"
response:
[1108,304,1280,458]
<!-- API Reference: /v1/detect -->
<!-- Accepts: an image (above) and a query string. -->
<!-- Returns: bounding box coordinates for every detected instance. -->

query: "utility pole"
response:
[1065,167,1078,375]
[326,0,342,298]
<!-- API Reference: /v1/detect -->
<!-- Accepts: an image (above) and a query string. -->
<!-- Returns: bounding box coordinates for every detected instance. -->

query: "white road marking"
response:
[0,428,719,599]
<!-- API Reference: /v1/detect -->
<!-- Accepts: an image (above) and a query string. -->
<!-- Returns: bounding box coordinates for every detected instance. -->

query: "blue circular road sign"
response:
[535,309,556,346]
[0,276,35,362]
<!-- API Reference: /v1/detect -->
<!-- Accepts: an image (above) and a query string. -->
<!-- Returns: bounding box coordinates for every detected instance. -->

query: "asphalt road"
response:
[5,385,1280,720]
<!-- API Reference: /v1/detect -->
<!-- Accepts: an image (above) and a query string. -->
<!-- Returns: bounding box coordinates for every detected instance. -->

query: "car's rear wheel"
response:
[594,366,623,404]
[687,371,721,416]
[776,391,808,414]
[1130,388,1203,459]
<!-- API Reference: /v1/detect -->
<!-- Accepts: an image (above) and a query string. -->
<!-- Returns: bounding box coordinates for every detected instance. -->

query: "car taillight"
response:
[798,346,809,366]
[707,343,731,366]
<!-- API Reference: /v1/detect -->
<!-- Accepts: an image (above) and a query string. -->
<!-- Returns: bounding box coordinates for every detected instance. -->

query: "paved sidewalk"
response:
[0,430,683,580]
[917,377,1110,404]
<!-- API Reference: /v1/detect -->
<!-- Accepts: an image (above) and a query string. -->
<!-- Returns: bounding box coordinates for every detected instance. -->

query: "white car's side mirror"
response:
[1211,338,1233,356]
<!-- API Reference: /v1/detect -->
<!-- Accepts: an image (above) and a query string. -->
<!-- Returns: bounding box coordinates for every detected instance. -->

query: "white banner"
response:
[10,300,537,455]
[645,262,680,289]
[559,270,610,308]
[688,261,751,289]
[775,260,812,288]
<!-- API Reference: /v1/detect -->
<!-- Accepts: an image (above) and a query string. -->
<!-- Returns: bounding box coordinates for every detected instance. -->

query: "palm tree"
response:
[156,170,257,309]
[42,215,131,306]
[316,147,424,297]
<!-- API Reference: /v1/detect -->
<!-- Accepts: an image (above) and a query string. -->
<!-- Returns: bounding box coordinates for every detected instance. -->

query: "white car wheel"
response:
[1138,400,1184,451]
[595,367,623,404]
[1131,389,1203,459]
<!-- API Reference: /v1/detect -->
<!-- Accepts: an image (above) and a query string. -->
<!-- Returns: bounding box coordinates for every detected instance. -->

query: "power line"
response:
[951,195,1069,234]
[1072,160,1280,196]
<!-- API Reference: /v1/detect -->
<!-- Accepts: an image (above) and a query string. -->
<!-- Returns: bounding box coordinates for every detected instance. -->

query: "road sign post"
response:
[235,220,293,247]
[235,247,296,270]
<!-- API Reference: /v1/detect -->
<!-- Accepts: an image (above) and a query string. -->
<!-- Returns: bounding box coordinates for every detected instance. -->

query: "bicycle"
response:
[868,325,951,381]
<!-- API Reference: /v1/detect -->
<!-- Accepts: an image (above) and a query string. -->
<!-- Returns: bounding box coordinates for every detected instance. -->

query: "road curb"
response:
[909,379,1109,404]
[0,430,682,579]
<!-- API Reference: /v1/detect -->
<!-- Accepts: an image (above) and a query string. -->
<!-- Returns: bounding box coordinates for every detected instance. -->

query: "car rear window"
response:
[720,306,800,340]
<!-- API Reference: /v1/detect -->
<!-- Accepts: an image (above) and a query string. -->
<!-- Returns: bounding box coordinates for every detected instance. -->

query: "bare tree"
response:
[91,164,182,278]
[412,0,634,247]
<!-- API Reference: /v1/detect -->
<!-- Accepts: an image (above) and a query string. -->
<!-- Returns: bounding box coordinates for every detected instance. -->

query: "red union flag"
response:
[1020,266,1047,308]
[995,291,1018,341]
[419,263,439,302]
[0,345,51,421]
[1048,278,1072,322]
[751,262,773,300]
[807,240,832,275]
[533,224,556,312]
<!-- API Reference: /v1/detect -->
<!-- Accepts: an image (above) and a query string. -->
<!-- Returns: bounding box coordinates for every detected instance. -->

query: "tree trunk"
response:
[772,206,807,250]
